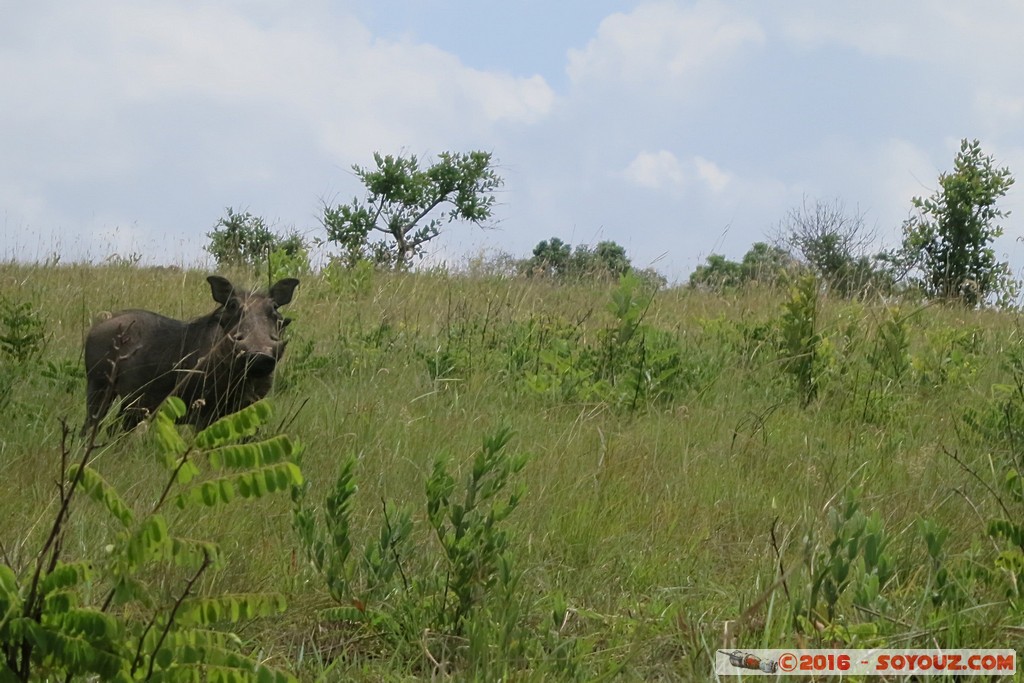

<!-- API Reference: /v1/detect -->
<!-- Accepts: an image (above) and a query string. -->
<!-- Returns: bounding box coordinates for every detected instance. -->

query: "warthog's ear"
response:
[208,276,236,305]
[269,278,300,307]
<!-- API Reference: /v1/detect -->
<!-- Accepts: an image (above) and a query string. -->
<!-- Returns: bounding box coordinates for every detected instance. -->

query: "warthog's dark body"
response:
[83,275,299,434]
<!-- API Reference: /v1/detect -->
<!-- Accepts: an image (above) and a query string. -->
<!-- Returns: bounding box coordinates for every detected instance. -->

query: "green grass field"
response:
[2,261,1023,680]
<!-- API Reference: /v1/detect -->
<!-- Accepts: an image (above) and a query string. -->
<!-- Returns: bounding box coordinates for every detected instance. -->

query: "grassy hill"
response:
[1,261,1022,679]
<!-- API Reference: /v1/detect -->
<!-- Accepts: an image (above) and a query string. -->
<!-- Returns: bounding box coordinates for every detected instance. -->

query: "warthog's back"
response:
[86,309,201,392]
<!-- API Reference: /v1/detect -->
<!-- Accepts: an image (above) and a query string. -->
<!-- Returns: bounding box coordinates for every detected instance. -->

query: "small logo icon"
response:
[727,650,778,674]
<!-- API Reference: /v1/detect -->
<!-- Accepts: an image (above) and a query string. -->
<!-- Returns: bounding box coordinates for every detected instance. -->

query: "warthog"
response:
[82,275,299,435]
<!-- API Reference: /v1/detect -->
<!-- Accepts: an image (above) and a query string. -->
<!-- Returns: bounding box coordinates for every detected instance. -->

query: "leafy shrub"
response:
[292,427,532,674]
[0,297,48,415]
[773,197,887,297]
[267,241,310,281]
[911,325,982,388]
[321,257,375,298]
[689,242,797,291]
[790,490,894,639]
[958,351,1024,604]
[524,272,687,410]
[207,207,308,273]
[0,297,46,363]
[0,398,302,682]
[882,138,1018,307]
[779,274,825,406]
[522,237,636,281]
[868,308,911,383]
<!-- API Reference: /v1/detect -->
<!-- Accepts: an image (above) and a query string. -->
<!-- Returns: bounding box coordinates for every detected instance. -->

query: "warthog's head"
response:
[207,275,299,379]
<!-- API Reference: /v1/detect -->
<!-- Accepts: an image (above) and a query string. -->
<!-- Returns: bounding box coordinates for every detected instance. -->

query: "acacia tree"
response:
[885,139,1016,306]
[323,151,503,268]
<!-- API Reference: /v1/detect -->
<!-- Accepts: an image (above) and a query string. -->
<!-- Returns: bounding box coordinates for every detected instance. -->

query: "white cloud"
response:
[0,2,556,173]
[0,1,559,263]
[693,156,731,193]
[621,151,732,194]
[2,0,1024,283]
[622,150,687,191]
[974,90,1024,133]
[566,1,764,90]
[779,1,1024,75]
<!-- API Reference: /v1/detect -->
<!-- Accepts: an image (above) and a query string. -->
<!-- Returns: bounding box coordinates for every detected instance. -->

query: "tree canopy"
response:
[323,151,503,268]
[206,207,306,271]
[884,138,1016,306]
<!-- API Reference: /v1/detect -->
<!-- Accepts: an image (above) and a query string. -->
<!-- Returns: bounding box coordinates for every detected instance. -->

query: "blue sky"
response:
[3,1,1023,282]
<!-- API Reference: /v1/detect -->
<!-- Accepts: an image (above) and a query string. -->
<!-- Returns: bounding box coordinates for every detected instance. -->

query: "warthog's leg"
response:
[82,374,115,437]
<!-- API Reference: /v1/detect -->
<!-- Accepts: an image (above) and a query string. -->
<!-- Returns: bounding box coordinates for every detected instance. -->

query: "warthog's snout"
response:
[245,352,277,378]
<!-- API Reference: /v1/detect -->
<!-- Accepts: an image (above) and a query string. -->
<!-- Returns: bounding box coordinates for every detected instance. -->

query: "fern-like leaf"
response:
[152,397,188,460]
[8,617,126,679]
[195,400,274,449]
[122,515,172,570]
[39,561,93,597]
[68,465,134,527]
[174,463,303,509]
[174,593,288,627]
[208,435,297,470]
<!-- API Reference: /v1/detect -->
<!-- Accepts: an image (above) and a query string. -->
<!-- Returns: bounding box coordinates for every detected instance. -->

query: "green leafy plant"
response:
[920,518,967,610]
[322,256,375,298]
[522,237,633,280]
[797,491,894,630]
[292,456,359,613]
[689,242,796,291]
[523,237,572,278]
[425,427,529,634]
[525,273,686,411]
[597,271,673,408]
[207,207,308,273]
[267,242,309,283]
[0,297,48,415]
[868,308,911,383]
[883,138,1018,307]
[0,398,302,682]
[961,350,1024,601]
[292,427,531,674]
[780,273,825,406]
[0,298,46,364]
[912,325,981,388]
[850,307,913,424]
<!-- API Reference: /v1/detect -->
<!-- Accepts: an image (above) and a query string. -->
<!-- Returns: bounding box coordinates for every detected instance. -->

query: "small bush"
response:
[0,398,302,682]
[292,427,533,675]
[0,297,46,363]
[207,207,309,274]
